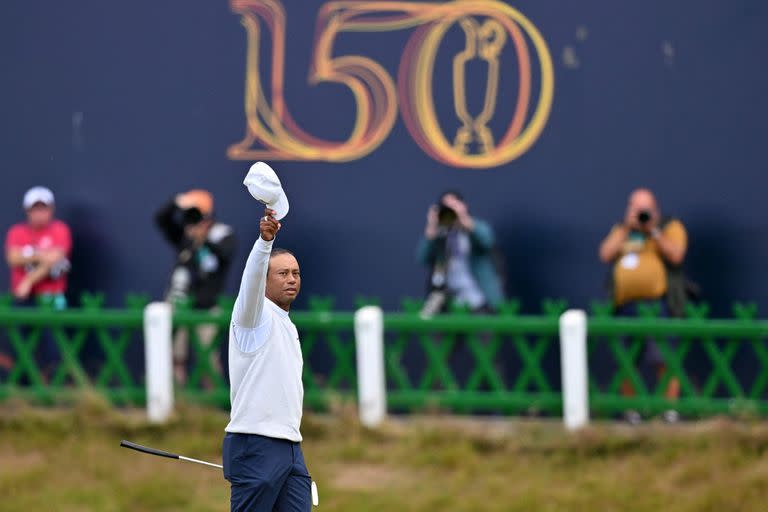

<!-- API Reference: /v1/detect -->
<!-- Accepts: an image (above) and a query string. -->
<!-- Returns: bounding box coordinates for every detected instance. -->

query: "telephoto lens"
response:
[637,210,651,224]
[167,266,191,304]
[438,205,457,226]
[420,290,447,319]
[182,207,204,225]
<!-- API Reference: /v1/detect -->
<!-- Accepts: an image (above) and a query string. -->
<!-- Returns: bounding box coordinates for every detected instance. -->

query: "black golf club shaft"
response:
[120,440,223,469]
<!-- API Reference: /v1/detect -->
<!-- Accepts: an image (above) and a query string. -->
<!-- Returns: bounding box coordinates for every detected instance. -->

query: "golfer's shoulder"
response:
[232,306,274,329]
[230,312,273,352]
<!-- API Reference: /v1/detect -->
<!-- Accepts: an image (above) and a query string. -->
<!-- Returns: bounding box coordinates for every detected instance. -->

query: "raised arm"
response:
[154,198,185,248]
[599,225,628,263]
[651,220,687,266]
[469,219,495,251]
[231,209,281,328]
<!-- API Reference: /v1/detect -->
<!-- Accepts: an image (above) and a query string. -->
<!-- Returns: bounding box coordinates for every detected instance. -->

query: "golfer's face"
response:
[267,254,301,304]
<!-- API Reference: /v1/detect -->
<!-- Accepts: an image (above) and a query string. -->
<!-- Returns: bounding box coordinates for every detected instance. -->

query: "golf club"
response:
[120,440,222,468]
[120,440,319,506]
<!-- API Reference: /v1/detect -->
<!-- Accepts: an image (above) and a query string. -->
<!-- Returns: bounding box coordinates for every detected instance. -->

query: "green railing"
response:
[588,301,768,417]
[168,297,566,413]
[1,294,768,419]
[382,298,564,414]
[0,293,147,404]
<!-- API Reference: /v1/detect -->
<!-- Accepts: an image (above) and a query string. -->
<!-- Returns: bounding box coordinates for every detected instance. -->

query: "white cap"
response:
[243,162,290,220]
[23,186,55,210]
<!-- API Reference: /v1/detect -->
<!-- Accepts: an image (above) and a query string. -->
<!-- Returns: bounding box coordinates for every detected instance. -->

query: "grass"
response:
[1,395,768,511]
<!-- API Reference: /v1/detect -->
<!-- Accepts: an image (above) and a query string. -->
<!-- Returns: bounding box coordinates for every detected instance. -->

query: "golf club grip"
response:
[120,440,179,460]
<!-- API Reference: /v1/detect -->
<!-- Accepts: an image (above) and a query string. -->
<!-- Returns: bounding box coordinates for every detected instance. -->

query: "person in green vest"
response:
[417,191,505,317]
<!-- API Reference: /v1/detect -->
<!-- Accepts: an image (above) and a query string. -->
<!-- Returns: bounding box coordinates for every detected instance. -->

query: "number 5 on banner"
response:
[227,0,554,169]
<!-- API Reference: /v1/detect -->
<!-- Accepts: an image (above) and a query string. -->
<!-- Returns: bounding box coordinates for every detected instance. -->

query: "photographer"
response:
[155,189,236,386]
[417,191,504,317]
[599,188,688,422]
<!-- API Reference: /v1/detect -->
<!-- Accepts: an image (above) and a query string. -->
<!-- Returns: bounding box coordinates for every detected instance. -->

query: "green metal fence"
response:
[588,301,768,417]
[382,299,564,414]
[0,293,147,404]
[1,293,768,419]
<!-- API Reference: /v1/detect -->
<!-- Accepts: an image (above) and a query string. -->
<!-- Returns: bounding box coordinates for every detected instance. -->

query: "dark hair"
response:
[271,248,294,258]
[268,248,296,271]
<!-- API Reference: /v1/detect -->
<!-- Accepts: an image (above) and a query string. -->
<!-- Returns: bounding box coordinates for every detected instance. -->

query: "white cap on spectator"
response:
[23,186,55,209]
[243,162,290,220]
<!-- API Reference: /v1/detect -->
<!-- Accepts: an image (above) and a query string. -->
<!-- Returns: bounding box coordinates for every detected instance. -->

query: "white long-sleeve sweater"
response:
[225,237,304,442]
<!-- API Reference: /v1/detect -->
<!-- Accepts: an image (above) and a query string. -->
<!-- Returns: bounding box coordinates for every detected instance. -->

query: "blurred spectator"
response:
[4,186,72,377]
[155,190,236,385]
[599,188,688,422]
[417,191,504,317]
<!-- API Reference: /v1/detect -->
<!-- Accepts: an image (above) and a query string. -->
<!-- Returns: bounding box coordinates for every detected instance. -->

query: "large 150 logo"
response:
[228,0,554,169]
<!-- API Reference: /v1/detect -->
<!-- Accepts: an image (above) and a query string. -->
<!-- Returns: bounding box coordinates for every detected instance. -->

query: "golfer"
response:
[222,164,311,511]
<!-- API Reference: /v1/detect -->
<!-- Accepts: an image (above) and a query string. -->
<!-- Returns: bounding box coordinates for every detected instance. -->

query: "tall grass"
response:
[1,396,767,511]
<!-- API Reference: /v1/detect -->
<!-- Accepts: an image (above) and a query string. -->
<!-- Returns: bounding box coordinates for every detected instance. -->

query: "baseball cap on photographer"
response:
[243,161,289,220]
[23,186,55,210]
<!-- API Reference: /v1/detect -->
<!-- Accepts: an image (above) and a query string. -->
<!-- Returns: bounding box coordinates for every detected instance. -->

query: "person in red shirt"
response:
[4,187,72,379]
[5,187,72,305]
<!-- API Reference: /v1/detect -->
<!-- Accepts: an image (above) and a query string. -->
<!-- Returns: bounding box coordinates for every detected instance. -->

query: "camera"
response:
[438,205,457,226]
[182,207,204,226]
[637,210,652,225]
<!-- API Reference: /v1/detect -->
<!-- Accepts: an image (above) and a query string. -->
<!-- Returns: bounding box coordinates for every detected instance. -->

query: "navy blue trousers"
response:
[615,298,671,366]
[222,433,311,512]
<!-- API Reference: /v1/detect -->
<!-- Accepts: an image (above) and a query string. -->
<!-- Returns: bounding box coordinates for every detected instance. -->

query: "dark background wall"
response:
[1,0,766,315]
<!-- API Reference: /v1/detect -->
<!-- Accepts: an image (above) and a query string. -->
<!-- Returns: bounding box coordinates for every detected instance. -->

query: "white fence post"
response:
[144,302,174,423]
[354,305,386,427]
[559,309,589,430]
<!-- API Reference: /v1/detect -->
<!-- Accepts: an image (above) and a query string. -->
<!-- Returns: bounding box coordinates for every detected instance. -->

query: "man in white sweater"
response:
[222,207,311,511]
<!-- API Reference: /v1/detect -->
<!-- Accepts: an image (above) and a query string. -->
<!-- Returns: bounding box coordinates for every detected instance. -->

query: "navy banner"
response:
[0,1,766,314]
